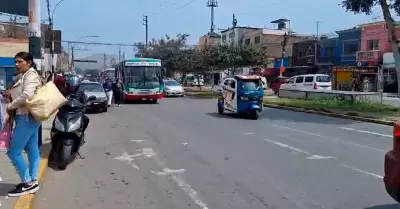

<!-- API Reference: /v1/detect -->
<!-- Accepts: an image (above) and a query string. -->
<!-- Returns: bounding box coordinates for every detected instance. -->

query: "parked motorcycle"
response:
[50,95,94,170]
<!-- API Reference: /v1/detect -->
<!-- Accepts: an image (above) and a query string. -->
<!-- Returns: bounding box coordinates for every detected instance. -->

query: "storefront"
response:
[0,57,16,90]
[332,66,379,91]
[382,52,397,93]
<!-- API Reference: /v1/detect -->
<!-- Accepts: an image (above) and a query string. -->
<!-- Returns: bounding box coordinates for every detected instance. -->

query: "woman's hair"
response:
[14,52,37,70]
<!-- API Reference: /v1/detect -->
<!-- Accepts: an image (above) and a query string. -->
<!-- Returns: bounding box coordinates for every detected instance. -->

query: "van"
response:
[280,74,332,91]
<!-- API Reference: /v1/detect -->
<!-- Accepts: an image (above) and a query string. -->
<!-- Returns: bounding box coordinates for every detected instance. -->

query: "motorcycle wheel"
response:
[58,144,73,170]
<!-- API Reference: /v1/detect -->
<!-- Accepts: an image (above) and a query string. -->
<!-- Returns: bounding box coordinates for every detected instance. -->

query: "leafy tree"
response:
[341,0,400,95]
[135,34,190,77]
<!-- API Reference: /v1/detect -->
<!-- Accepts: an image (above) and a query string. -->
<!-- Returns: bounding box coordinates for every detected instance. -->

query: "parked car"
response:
[79,81,108,112]
[279,74,332,91]
[272,76,290,94]
[164,79,184,97]
[384,121,400,202]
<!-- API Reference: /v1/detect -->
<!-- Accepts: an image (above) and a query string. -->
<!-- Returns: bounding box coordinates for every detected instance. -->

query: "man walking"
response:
[103,78,113,107]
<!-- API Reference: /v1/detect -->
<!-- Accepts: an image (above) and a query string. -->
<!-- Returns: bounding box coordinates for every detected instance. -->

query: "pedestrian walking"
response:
[113,78,124,106]
[6,52,42,197]
[103,78,113,107]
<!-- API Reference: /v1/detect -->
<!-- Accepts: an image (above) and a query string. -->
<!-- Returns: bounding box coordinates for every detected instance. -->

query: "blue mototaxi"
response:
[217,75,264,119]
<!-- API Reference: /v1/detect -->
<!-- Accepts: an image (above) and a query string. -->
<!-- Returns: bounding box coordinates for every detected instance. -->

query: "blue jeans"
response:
[7,115,41,183]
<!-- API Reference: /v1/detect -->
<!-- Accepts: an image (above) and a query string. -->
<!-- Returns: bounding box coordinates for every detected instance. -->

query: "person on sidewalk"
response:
[113,78,124,106]
[103,78,113,107]
[6,52,42,197]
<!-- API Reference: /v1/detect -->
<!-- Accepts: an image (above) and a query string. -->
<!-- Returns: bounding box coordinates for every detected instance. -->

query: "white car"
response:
[164,80,184,97]
[280,74,332,91]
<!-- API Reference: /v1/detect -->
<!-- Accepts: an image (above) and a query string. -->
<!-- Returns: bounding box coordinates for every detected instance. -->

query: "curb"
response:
[13,143,50,209]
[263,103,395,126]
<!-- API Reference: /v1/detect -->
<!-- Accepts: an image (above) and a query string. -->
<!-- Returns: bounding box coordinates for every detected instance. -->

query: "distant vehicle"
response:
[115,58,165,103]
[272,76,290,95]
[99,68,116,83]
[184,74,204,86]
[279,74,332,91]
[79,82,108,112]
[385,121,400,203]
[164,79,184,97]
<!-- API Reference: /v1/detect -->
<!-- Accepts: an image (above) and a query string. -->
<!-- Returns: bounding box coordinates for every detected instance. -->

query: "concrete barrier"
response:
[278,88,383,103]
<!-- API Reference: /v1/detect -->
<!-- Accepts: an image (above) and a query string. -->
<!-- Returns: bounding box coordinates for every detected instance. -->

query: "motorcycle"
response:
[50,95,94,170]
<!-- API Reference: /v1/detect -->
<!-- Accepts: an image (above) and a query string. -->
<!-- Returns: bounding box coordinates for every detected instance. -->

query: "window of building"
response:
[222,35,227,43]
[343,42,359,56]
[254,36,261,44]
[229,32,235,38]
[367,40,379,50]
[325,47,334,57]
[244,38,251,45]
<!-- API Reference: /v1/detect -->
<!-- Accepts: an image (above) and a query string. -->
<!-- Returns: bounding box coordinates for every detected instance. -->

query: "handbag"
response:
[25,71,67,121]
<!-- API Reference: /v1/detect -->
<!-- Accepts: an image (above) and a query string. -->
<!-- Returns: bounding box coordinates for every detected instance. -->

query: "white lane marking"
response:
[341,164,383,179]
[151,168,186,176]
[114,152,142,170]
[263,138,334,160]
[244,132,254,135]
[272,124,385,152]
[172,174,209,209]
[339,127,392,138]
[119,148,209,209]
[130,140,145,143]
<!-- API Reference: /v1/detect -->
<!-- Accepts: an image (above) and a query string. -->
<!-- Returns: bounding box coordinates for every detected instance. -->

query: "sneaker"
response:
[8,182,39,197]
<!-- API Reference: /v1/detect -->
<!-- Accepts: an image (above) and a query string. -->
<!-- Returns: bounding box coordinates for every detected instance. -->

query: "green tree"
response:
[135,34,190,77]
[341,0,400,95]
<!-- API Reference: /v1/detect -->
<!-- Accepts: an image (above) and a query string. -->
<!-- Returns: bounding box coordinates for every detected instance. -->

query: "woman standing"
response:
[113,78,124,106]
[6,52,42,197]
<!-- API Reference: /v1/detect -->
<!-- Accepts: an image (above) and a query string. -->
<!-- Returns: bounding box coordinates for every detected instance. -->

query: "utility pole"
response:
[143,15,148,47]
[103,53,107,70]
[29,0,42,146]
[206,0,218,33]
[316,21,321,39]
[279,33,287,77]
[118,47,121,62]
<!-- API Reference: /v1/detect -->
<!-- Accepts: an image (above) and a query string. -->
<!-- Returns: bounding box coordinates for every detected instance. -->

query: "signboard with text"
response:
[356,50,381,62]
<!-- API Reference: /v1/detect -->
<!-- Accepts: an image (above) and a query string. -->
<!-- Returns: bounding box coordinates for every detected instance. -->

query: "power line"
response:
[152,0,199,20]
[62,40,137,47]
[237,0,283,16]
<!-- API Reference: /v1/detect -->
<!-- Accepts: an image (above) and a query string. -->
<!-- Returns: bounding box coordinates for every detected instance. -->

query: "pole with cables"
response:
[29,0,42,147]
[143,15,148,47]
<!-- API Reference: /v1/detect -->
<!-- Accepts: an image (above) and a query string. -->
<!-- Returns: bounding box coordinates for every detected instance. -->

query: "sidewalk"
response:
[0,117,53,209]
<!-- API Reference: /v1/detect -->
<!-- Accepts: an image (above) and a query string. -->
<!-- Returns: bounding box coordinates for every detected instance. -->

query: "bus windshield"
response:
[124,66,162,88]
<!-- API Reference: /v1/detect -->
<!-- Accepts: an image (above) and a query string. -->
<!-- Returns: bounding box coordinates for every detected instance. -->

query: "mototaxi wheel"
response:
[249,110,259,120]
[58,144,73,170]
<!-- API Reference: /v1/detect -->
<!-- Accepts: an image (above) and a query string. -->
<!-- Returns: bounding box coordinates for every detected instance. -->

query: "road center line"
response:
[338,127,392,138]
[340,164,383,179]
[263,138,333,159]
[271,124,385,152]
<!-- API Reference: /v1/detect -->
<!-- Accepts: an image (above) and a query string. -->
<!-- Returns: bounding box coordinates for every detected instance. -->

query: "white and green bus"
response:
[115,58,164,103]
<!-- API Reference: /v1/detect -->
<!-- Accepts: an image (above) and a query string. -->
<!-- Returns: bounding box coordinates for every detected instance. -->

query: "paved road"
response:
[33,98,398,209]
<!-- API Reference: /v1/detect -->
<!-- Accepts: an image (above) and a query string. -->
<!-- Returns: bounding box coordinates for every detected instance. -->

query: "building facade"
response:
[198,32,221,49]
[336,28,361,65]
[220,26,259,45]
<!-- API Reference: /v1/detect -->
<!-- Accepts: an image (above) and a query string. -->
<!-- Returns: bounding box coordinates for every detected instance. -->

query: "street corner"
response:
[13,143,50,209]
[263,103,395,126]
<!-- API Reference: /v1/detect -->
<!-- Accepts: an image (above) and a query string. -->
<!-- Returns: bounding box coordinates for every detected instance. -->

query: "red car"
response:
[384,121,400,202]
[272,76,289,95]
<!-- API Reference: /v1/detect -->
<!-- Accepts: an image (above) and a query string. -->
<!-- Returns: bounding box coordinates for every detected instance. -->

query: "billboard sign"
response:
[0,0,28,16]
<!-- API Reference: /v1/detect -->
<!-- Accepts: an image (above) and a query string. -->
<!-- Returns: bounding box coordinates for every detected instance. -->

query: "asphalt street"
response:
[32,97,398,209]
